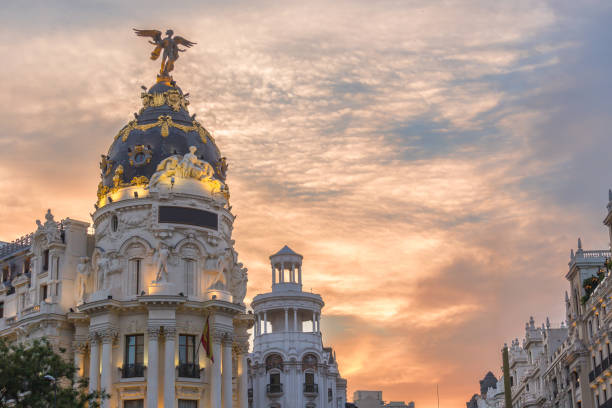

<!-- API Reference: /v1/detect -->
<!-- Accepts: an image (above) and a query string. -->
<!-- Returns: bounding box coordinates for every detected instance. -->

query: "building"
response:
[467,189,612,408]
[248,246,347,408]
[0,59,252,407]
[352,391,414,408]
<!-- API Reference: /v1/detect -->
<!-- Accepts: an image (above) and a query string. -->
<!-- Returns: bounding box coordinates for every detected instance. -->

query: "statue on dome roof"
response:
[133,28,196,79]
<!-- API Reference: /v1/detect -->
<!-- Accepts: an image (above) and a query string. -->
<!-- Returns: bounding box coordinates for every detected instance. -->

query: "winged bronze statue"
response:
[133,29,196,78]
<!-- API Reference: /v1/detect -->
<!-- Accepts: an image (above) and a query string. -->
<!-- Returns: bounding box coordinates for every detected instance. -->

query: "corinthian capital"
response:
[164,327,177,338]
[99,329,118,344]
[147,326,162,339]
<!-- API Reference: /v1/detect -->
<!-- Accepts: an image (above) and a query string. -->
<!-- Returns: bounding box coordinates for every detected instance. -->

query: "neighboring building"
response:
[353,391,385,408]
[468,189,612,408]
[466,372,505,408]
[248,246,347,408]
[0,68,252,407]
[353,391,414,408]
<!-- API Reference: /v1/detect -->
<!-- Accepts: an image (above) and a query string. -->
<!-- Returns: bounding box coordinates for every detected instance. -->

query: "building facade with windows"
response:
[0,69,253,408]
[352,390,415,408]
[248,246,347,408]
[466,190,612,408]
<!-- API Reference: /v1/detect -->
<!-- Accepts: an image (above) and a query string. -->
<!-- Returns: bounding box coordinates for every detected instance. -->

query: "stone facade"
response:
[352,390,415,408]
[248,246,347,408]
[467,190,612,408]
[0,72,252,408]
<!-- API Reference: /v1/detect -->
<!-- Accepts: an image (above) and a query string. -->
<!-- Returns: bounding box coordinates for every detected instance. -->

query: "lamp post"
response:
[43,375,57,408]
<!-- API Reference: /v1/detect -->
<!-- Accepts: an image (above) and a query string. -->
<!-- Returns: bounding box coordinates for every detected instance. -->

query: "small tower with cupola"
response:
[249,246,347,408]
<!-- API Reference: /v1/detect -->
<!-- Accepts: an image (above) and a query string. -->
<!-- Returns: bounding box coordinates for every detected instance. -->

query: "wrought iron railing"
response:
[304,383,318,393]
[121,363,145,378]
[0,233,33,259]
[177,363,200,378]
[266,383,283,394]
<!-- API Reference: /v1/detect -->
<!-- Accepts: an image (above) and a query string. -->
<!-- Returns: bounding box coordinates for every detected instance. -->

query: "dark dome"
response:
[100,80,225,190]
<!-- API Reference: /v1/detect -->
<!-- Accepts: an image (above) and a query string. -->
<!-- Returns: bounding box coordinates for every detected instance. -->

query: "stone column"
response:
[264,312,268,334]
[164,327,177,408]
[317,313,321,333]
[73,341,86,384]
[291,264,295,282]
[147,327,161,408]
[284,308,289,332]
[222,335,233,408]
[88,335,100,394]
[237,350,249,408]
[298,265,302,284]
[100,329,116,408]
[210,333,222,408]
[312,311,316,333]
[294,308,298,332]
[272,264,276,284]
[280,262,284,282]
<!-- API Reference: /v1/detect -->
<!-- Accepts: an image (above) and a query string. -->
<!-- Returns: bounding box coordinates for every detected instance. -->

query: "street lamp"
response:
[43,375,57,408]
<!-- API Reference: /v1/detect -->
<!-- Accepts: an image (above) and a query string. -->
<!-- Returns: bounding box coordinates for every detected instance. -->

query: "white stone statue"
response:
[147,146,224,196]
[154,242,170,282]
[230,262,248,305]
[96,255,110,290]
[203,249,228,290]
[76,257,91,302]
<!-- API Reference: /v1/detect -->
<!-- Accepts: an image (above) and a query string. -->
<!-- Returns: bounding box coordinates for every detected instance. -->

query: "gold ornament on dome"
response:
[114,115,213,146]
[112,165,124,187]
[128,144,153,167]
[140,89,190,113]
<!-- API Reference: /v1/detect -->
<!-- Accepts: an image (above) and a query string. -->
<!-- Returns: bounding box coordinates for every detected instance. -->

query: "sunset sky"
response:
[2,1,612,407]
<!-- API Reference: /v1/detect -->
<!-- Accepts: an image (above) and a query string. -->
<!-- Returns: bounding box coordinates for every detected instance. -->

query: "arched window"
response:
[111,215,119,232]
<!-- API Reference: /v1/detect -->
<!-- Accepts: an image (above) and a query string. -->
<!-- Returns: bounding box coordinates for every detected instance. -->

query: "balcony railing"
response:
[304,383,319,394]
[266,383,283,395]
[177,363,201,378]
[121,363,145,378]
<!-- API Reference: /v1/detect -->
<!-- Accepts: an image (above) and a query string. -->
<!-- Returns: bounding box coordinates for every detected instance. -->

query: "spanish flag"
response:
[200,315,214,363]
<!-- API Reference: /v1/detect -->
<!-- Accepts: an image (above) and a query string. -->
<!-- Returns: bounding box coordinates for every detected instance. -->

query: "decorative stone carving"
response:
[230,262,248,305]
[34,209,62,244]
[76,257,91,302]
[147,146,227,199]
[164,327,177,338]
[147,327,162,339]
[154,242,170,282]
[99,329,118,344]
[95,252,121,290]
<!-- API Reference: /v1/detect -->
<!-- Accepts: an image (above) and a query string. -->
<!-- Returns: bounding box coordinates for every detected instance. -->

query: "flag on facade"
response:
[200,315,214,363]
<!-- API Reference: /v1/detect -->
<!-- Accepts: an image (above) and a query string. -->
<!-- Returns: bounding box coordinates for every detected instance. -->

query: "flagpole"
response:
[437,384,440,408]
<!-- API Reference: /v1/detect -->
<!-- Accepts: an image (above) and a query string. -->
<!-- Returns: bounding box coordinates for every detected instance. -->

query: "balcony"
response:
[177,363,201,378]
[121,363,145,378]
[304,383,319,395]
[266,383,283,397]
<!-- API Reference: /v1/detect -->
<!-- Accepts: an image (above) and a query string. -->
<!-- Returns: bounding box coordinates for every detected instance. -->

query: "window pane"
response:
[178,400,197,408]
[124,400,144,408]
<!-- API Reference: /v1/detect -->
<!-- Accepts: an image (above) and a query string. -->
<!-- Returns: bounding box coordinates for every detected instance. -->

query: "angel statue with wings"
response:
[133,28,196,78]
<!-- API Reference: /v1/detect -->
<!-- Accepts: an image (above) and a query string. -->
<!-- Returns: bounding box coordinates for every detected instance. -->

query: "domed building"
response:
[248,246,348,408]
[0,56,252,407]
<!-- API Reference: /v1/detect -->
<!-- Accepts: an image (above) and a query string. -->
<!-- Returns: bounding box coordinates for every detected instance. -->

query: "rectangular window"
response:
[179,335,197,365]
[178,400,197,408]
[185,259,195,296]
[305,372,314,385]
[43,250,49,271]
[41,284,48,301]
[123,335,144,378]
[2,266,8,283]
[123,400,144,408]
[0,302,3,318]
[125,335,144,365]
[132,259,141,295]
